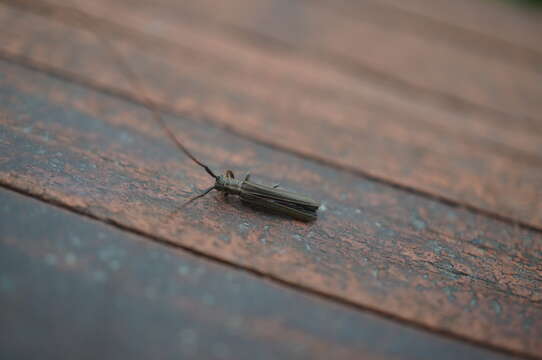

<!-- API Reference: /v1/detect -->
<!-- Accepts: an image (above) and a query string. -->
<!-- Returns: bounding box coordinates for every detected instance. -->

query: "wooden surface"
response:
[1,188,517,360]
[0,0,541,359]
[2,0,541,229]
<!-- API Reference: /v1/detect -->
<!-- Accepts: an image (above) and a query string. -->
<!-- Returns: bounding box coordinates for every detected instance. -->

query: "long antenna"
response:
[99,35,218,180]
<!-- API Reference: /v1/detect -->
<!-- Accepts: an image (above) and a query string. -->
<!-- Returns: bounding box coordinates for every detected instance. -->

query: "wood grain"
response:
[0,1,540,229]
[321,0,542,69]
[1,59,541,357]
[3,190,520,360]
[369,0,542,55]
[63,0,542,119]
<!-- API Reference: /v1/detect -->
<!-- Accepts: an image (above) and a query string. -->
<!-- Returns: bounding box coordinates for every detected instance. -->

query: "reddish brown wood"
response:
[53,0,542,120]
[372,0,542,55]
[0,1,540,228]
[3,189,518,360]
[320,0,542,68]
[37,0,542,64]
[0,60,540,357]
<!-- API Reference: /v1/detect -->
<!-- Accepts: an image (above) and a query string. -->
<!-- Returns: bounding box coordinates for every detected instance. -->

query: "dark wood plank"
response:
[1,1,541,228]
[0,59,541,357]
[2,189,520,360]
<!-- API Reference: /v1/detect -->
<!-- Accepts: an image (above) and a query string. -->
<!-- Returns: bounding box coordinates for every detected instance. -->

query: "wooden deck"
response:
[1,0,541,358]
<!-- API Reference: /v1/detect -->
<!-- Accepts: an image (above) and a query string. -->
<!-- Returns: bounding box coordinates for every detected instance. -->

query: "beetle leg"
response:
[181,186,215,207]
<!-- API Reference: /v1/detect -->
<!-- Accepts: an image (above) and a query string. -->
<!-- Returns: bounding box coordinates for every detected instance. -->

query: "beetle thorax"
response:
[215,175,243,195]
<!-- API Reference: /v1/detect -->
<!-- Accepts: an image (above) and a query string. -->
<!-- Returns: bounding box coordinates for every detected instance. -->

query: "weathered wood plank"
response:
[2,190,519,360]
[1,1,540,228]
[50,0,542,120]
[370,0,542,55]
[0,60,541,356]
[32,0,542,67]
[320,0,542,69]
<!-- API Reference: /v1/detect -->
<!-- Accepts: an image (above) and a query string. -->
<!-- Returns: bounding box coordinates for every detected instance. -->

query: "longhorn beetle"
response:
[99,33,320,222]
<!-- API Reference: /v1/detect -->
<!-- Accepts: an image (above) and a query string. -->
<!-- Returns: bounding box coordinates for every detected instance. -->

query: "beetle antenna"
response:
[99,36,218,179]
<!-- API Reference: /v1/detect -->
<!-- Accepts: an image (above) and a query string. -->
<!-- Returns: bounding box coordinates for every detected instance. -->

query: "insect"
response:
[98,34,320,222]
